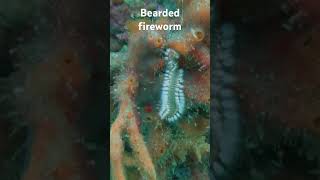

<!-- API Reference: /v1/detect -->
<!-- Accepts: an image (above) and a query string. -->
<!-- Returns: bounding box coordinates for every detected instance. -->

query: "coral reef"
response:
[110,0,210,179]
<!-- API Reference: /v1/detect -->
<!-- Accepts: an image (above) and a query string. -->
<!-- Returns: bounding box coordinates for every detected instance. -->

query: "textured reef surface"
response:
[110,0,210,179]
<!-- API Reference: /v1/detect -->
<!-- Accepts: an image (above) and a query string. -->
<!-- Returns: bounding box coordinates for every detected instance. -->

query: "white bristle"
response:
[158,48,186,122]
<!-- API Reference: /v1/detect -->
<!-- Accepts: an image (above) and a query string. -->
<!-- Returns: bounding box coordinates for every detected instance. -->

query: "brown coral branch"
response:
[110,72,156,180]
[110,104,127,180]
[127,111,157,180]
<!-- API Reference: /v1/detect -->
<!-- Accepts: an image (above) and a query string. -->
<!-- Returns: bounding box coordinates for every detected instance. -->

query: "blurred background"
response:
[2,0,320,179]
[0,0,108,179]
[213,0,320,179]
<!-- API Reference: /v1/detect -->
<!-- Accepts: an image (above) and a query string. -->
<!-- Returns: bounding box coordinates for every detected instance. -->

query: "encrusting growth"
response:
[110,71,157,180]
[110,32,157,179]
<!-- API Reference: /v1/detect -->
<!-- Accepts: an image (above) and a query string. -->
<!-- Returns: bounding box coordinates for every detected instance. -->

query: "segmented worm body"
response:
[159,48,185,122]
[212,23,241,178]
